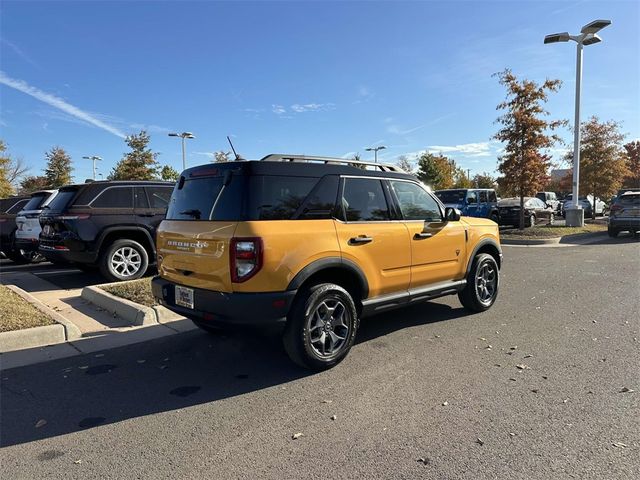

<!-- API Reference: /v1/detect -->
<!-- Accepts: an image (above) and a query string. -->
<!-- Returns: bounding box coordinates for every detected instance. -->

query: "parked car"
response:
[498,197,555,227]
[611,188,638,205]
[152,154,503,370]
[0,195,31,262]
[561,195,607,217]
[608,191,640,237]
[38,180,174,281]
[434,188,499,222]
[536,191,561,214]
[14,189,59,263]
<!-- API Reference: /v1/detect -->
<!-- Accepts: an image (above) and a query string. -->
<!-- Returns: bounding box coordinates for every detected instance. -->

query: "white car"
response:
[14,190,58,262]
[561,194,607,217]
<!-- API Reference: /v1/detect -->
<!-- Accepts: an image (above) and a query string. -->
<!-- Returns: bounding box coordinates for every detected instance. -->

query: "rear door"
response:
[333,177,411,298]
[389,180,467,287]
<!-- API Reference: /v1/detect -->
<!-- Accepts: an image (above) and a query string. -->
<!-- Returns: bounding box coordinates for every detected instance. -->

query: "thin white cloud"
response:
[387,113,456,136]
[354,85,374,104]
[193,151,215,158]
[0,71,126,138]
[1,39,38,68]
[290,103,335,113]
[427,141,494,157]
[272,104,287,115]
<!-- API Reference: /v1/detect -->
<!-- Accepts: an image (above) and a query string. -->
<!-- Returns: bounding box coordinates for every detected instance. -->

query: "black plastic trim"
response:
[286,256,369,299]
[466,238,503,274]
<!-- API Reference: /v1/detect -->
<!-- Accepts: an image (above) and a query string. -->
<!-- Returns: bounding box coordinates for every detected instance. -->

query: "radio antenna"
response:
[227,136,242,160]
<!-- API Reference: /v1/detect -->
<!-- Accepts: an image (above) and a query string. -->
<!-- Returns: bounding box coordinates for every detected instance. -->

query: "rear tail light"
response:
[230,237,263,283]
[610,204,622,214]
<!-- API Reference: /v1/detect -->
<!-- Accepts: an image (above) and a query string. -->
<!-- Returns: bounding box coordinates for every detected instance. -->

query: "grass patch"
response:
[501,223,607,239]
[0,285,56,333]
[101,278,157,307]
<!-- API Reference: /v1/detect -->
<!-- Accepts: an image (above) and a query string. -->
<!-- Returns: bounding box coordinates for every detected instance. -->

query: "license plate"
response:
[175,286,194,309]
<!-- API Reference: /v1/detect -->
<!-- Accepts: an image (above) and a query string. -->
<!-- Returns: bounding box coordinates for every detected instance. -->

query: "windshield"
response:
[435,190,466,204]
[22,192,51,211]
[46,189,77,212]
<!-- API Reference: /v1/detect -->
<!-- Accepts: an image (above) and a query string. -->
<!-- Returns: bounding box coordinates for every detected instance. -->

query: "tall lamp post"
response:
[365,145,386,163]
[82,155,102,180]
[168,132,195,171]
[544,19,611,227]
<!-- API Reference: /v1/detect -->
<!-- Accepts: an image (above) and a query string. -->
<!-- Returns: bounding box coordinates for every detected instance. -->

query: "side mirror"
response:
[445,207,461,221]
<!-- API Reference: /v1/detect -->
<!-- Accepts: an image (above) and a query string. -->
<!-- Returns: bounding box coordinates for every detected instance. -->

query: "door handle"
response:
[414,232,433,239]
[349,236,373,245]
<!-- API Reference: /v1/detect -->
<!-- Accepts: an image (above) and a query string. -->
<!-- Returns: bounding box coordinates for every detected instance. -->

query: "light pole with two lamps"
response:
[544,19,611,227]
[82,155,102,180]
[365,145,386,163]
[168,132,195,171]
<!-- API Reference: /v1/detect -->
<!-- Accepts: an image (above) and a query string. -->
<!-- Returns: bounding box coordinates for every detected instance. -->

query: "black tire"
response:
[458,253,499,313]
[283,283,359,370]
[99,239,149,282]
[490,213,499,223]
[608,227,618,238]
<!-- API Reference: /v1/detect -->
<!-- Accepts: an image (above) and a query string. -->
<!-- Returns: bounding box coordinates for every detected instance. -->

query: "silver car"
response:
[608,191,640,237]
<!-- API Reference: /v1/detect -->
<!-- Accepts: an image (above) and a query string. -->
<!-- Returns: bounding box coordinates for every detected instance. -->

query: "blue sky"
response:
[1,0,638,182]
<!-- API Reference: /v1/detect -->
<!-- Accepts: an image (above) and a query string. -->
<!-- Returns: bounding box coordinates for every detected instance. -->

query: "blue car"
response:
[435,188,499,222]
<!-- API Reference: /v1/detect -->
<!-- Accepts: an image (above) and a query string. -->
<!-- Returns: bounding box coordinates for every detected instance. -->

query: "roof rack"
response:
[259,153,406,173]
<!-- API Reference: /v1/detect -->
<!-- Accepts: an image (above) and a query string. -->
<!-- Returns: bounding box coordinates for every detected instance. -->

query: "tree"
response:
[623,141,640,188]
[19,176,50,194]
[396,155,413,172]
[564,117,628,218]
[473,172,497,189]
[493,69,566,229]
[44,146,73,187]
[160,165,180,181]
[0,140,29,195]
[416,152,456,189]
[212,151,231,163]
[349,153,367,170]
[109,131,159,180]
[452,168,472,188]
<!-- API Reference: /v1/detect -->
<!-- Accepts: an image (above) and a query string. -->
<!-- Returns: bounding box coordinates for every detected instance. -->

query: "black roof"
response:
[59,180,174,191]
[183,160,417,181]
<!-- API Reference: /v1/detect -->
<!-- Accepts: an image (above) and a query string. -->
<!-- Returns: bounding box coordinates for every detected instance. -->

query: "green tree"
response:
[565,117,629,218]
[19,175,50,194]
[109,131,159,180]
[493,69,566,229]
[160,165,180,181]
[416,152,456,190]
[472,172,497,189]
[623,141,640,188]
[213,151,231,163]
[44,146,73,187]
[452,168,472,188]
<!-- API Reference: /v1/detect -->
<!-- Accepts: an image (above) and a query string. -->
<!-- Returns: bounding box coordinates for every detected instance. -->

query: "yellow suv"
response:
[152,154,502,370]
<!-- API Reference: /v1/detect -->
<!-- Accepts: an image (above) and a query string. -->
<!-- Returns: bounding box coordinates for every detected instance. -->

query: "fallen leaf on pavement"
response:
[509,433,516,437]
[442,401,448,406]
[516,364,530,370]
[74,460,82,465]
[330,415,337,421]
[619,387,635,393]
[612,442,628,448]
[524,354,533,359]
[321,399,332,404]
[476,438,484,446]
[292,433,304,440]
[35,419,47,428]
[416,457,430,465]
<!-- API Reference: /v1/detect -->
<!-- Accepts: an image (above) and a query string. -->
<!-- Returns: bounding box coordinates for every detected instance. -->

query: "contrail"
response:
[0,70,126,138]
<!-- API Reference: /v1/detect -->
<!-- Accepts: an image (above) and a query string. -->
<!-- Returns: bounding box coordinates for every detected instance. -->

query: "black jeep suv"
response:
[39,180,174,281]
[0,196,30,261]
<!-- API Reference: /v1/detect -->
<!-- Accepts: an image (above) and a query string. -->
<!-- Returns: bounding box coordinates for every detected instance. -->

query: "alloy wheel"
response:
[307,297,351,358]
[475,262,497,304]
[110,246,142,277]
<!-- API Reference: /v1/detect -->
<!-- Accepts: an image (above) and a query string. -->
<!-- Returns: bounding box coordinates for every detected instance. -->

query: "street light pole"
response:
[544,19,611,227]
[365,145,386,163]
[168,132,195,171]
[82,155,102,180]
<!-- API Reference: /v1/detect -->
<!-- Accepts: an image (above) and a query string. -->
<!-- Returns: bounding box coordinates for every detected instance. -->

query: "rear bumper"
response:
[14,238,39,252]
[609,218,640,229]
[151,276,296,330]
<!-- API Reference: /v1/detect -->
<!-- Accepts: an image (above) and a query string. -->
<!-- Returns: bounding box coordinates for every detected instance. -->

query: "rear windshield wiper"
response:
[179,209,201,219]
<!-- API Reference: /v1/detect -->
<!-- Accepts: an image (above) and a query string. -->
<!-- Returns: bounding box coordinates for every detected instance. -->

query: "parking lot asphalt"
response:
[0,260,107,290]
[1,238,639,479]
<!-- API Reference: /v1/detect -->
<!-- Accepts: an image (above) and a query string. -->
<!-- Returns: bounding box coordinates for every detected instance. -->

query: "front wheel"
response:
[528,214,536,227]
[283,283,359,370]
[99,239,149,282]
[490,213,499,223]
[458,253,499,312]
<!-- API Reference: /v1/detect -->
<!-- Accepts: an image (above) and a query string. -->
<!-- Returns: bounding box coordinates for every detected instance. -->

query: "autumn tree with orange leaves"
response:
[493,69,566,229]
[564,117,629,218]
[623,141,640,188]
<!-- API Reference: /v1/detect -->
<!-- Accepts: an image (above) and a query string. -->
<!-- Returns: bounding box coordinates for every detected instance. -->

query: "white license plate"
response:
[175,286,194,309]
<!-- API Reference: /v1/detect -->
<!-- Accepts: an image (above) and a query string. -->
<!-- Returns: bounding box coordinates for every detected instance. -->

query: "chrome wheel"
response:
[475,262,497,305]
[307,297,351,358]
[110,246,142,277]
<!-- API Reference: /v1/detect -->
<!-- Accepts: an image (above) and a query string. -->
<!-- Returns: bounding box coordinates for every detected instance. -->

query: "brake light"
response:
[56,214,91,220]
[230,237,263,283]
[610,204,622,212]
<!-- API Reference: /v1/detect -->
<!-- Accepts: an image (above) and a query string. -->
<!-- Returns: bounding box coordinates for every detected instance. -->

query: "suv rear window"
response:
[46,188,78,212]
[619,194,640,205]
[22,192,51,211]
[166,176,243,221]
[6,199,29,214]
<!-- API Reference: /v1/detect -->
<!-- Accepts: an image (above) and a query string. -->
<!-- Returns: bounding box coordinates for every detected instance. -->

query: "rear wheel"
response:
[283,283,359,370]
[99,239,149,282]
[490,212,499,223]
[459,253,499,312]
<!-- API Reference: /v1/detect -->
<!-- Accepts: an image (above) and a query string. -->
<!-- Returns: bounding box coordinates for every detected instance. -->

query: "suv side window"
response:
[6,199,29,214]
[135,187,149,208]
[146,186,172,209]
[488,191,497,203]
[296,175,339,220]
[467,191,478,204]
[390,180,442,222]
[91,187,134,208]
[342,178,390,221]
[479,191,488,203]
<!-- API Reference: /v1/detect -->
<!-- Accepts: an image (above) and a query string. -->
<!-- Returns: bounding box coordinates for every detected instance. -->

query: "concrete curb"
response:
[81,284,183,326]
[501,231,607,247]
[0,285,83,353]
[501,237,561,245]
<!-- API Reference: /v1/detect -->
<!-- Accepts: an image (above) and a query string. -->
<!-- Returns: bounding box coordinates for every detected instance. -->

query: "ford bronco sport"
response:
[152,155,502,370]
